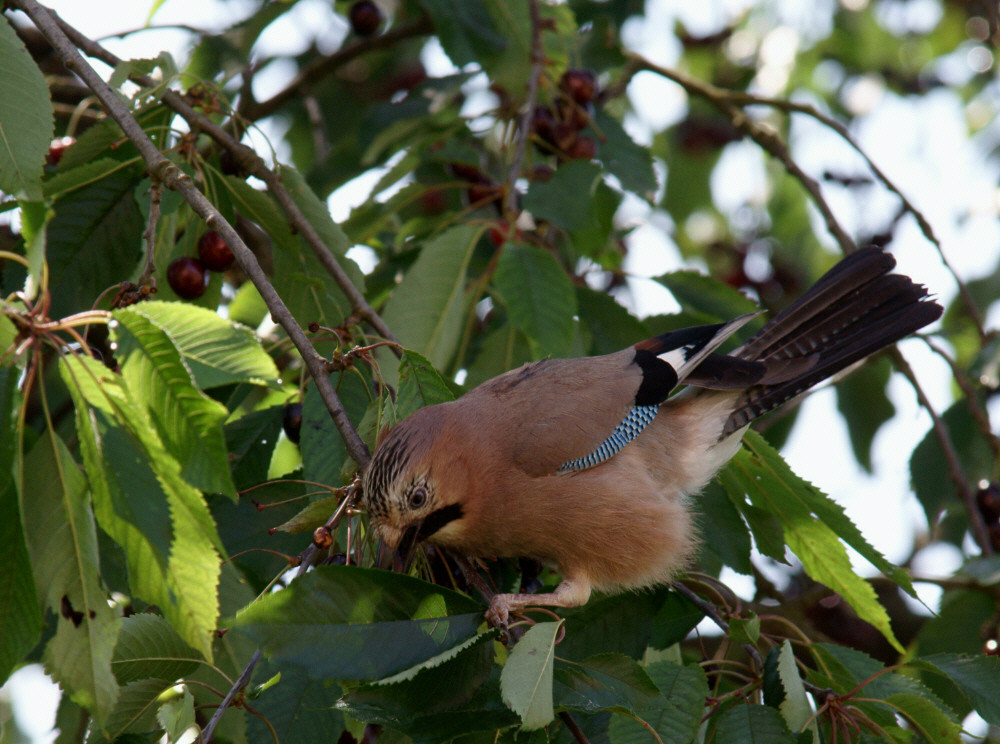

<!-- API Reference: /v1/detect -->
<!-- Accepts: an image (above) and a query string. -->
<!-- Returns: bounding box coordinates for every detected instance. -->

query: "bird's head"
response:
[361,405,467,561]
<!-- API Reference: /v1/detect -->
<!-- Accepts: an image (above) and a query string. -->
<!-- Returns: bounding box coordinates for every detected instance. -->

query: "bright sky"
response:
[4,0,999,740]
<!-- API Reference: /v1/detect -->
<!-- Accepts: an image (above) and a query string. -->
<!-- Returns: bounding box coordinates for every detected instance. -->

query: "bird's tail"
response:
[719,247,942,437]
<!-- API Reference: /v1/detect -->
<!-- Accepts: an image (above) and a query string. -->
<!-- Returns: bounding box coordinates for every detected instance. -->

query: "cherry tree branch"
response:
[199,649,261,744]
[11,0,371,467]
[47,8,400,352]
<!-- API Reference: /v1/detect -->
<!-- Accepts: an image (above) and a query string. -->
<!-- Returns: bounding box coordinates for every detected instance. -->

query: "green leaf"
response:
[43,157,130,200]
[273,494,343,534]
[523,160,603,231]
[592,109,657,199]
[342,668,519,744]
[811,644,957,729]
[713,703,797,743]
[111,613,201,684]
[220,174,364,330]
[656,269,760,322]
[0,14,53,200]
[382,224,479,372]
[910,400,995,533]
[915,653,1000,726]
[575,286,648,356]
[722,432,908,651]
[22,430,120,722]
[88,678,168,744]
[493,243,577,357]
[396,349,456,420]
[246,662,345,743]
[300,371,371,485]
[111,307,236,497]
[230,565,484,681]
[464,325,534,389]
[224,405,284,490]
[835,357,895,472]
[156,686,195,742]
[500,620,561,730]
[45,165,144,319]
[776,640,818,741]
[884,693,961,744]
[278,163,363,290]
[418,0,507,68]
[729,612,760,645]
[0,369,41,687]
[339,632,495,724]
[553,654,662,714]
[557,588,689,661]
[696,481,753,574]
[127,300,279,389]
[607,661,709,744]
[60,353,221,661]
[568,182,623,262]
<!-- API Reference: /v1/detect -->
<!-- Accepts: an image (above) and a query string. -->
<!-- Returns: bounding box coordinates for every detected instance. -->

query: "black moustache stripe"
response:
[416,503,464,541]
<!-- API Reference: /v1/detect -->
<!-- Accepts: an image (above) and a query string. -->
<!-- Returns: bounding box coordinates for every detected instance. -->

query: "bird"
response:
[361,247,943,626]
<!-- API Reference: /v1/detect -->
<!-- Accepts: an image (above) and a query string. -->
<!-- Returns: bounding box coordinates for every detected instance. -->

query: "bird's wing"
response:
[463,352,643,478]
[464,315,759,478]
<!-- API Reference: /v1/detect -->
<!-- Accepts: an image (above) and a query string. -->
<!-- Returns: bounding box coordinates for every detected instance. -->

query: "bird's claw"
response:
[485,595,512,630]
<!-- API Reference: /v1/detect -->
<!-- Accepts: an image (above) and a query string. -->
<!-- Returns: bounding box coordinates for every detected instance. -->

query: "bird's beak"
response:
[373,520,422,572]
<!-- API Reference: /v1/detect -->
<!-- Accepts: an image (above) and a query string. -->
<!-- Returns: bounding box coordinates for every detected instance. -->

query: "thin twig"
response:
[138,178,161,285]
[238,14,434,120]
[727,92,987,341]
[48,8,400,354]
[627,54,855,255]
[15,0,371,467]
[199,649,262,743]
[296,481,360,576]
[503,0,544,218]
[888,347,993,555]
[671,580,764,672]
[558,711,592,744]
[922,336,1000,463]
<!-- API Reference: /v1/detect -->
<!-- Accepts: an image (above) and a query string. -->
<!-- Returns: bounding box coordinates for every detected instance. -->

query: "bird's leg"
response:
[485,576,592,628]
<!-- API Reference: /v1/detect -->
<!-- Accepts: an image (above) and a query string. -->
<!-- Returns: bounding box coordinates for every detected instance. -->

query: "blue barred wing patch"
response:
[557,404,659,473]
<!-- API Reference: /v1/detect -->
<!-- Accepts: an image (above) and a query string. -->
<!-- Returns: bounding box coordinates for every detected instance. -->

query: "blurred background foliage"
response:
[2,0,1000,741]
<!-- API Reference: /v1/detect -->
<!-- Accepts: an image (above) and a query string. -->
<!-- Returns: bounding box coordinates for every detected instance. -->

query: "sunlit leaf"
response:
[112,308,236,497]
[60,353,221,661]
[127,301,279,390]
[22,430,119,723]
[382,224,479,373]
[501,620,561,730]
[721,432,908,651]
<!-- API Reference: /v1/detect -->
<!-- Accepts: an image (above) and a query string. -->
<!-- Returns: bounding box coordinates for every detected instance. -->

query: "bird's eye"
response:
[409,486,427,509]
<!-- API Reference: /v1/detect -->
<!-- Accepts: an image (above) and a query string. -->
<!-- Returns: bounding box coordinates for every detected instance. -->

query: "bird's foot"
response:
[485,594,516,630]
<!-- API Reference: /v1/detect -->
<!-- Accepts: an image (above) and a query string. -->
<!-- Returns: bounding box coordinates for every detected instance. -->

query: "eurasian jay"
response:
[361,247,942,625]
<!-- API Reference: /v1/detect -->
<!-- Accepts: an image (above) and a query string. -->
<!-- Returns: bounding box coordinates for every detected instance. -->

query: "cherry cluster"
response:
[167,231,235,300]
[532,69,599,161]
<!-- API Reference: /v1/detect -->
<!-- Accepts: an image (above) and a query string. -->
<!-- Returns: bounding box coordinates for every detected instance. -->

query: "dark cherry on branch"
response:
[559,69,597,105]
[197,230,235,272]
[283,402,303,444]
[349,1,383,36]
[167,257,208,300]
